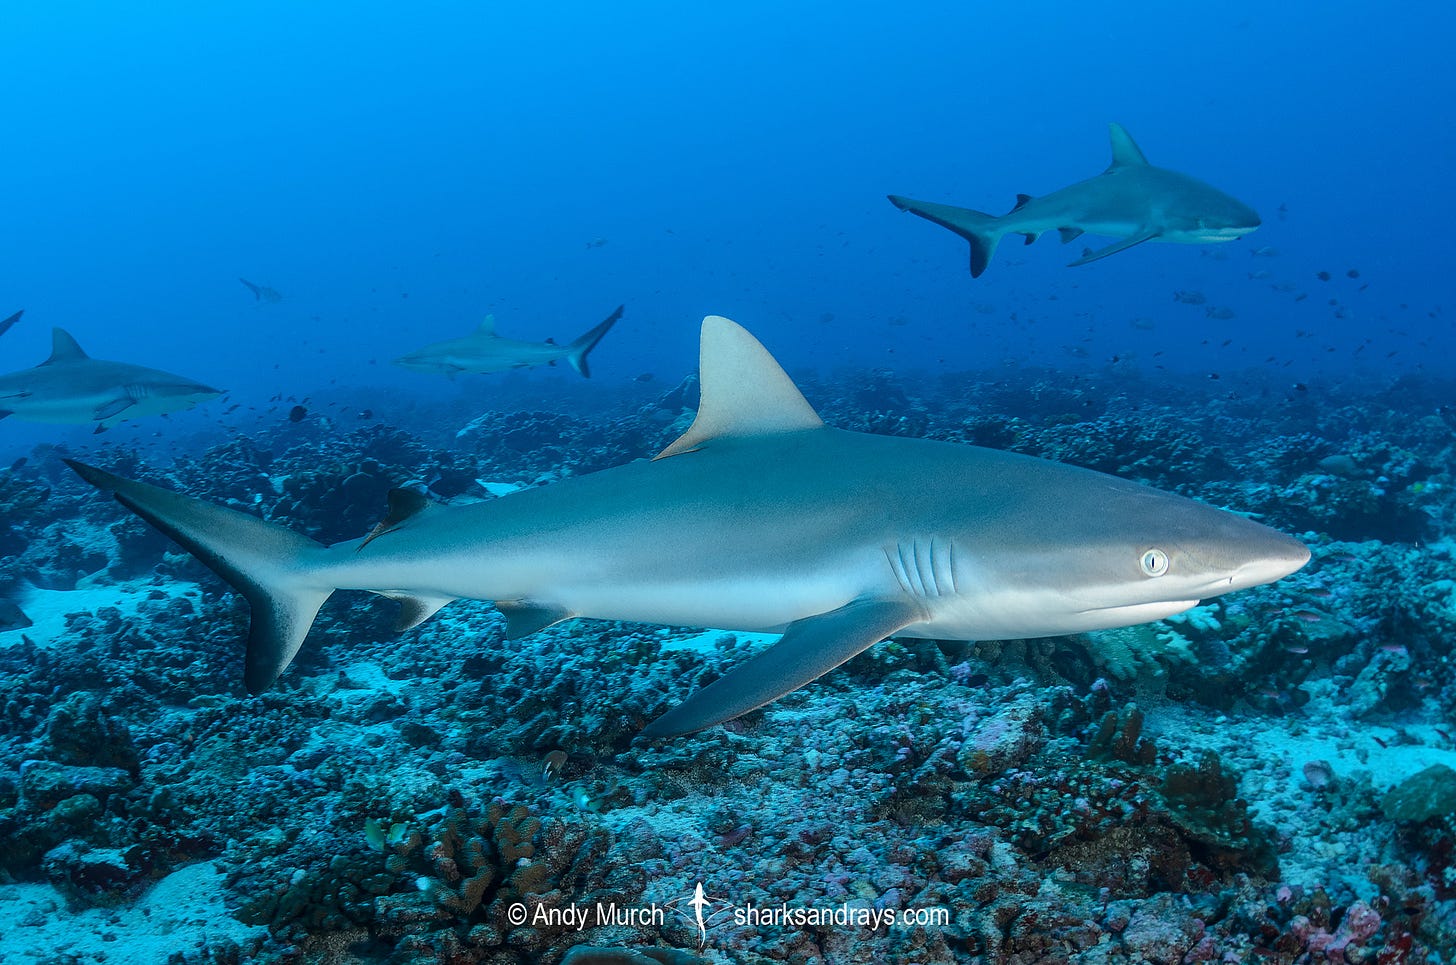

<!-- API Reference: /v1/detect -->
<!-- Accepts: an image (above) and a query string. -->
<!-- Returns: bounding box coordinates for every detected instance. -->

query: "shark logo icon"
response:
[663,882,729,948]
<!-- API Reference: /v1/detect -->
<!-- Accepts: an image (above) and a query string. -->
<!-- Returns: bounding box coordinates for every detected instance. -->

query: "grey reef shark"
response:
[68,315,1308,738]
[395,305,623,378]
[0,328,222,433]
[889,122,1261,277]
[238,278,282,303]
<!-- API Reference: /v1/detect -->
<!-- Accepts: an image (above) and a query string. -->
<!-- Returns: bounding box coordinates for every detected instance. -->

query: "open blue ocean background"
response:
[2,0,1451,459]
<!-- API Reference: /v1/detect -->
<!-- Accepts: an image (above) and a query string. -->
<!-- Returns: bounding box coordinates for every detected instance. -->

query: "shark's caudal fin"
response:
[565,305,624,378]
[888,195,1003,277]
[65,460,334,695]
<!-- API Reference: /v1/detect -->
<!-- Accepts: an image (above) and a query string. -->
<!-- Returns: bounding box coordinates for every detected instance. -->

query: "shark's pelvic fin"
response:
[887,195,1002,278]
[1058,226,1085,244]
[565,304,624,378]
[640,598,924,739]
[655,315,823,459]
[1107,122,1149,169]
[46,329,90,364]
[1067,227,1162,267]
[496,600,572,639]
[64,460,333,695]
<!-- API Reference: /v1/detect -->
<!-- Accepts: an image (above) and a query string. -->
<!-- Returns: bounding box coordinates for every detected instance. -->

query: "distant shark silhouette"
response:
[0,310,21,340]
[395,305,623,378]
[889,123,1261,277]
[239,278,282,303]
[0,329,222,432]
[68,315,1307,738]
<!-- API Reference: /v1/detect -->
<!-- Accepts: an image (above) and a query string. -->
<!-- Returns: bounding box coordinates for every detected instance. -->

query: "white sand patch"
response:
[660,628,778,655]
[0,580,204,650]
[0,861,264,963]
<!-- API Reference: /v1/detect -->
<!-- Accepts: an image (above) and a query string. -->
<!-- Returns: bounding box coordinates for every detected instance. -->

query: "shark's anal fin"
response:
[378,592,455,631]
[359,488,436,550]
[496,601,572,638]
[640,598,924,740]
[1067,228,1160,267]
[655,316,823,459]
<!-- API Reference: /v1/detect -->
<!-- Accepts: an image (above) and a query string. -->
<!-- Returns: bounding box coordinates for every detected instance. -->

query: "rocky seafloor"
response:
[1,365,1454,964]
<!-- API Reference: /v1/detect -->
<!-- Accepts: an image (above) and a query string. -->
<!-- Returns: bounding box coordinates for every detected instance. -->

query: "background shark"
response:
[395,305,623,378]
[68,315,1308,739]
[889,123,1261,277]
[0,328,222,432]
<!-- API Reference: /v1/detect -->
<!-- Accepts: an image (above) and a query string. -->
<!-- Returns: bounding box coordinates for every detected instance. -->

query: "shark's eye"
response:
[1140,548,1170,577]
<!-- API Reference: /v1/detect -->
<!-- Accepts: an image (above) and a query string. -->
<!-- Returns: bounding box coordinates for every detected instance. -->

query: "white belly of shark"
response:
[67,315,1308,739]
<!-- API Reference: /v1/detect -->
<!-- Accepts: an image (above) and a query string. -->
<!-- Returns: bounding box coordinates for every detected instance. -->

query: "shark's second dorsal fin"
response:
[477,315,496,335]
[359,488,436,549]
[655,316,823,460]
[1107,123,1149,169]
[1011,193,1034,212]
[46,328,89,364]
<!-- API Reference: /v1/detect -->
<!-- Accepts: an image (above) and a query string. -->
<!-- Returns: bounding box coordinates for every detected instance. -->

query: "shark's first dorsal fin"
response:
[477,315,496,335]
[46,328,89,364]
[1107,123,1149,169]
[655,316,823,460]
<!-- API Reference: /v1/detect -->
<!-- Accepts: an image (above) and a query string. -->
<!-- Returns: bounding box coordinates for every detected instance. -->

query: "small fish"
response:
[1249,245,1279,257]
[1317,271,1331,281]
[289,405,307,423]
[1173,289,1207,305]
[1346,268,1360,279]
[1205,305,1237,320]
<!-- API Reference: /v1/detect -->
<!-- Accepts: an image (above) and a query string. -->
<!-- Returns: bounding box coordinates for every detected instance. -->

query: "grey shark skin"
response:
[67,316,1308,738]
[395,305,623,378]
[889,123,1261,277]
[0,329,222,431]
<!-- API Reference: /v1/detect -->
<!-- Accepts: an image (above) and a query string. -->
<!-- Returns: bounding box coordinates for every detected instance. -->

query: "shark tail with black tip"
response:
[566,304,624,377]
[65,460,335,695]
[888,195,1005,277]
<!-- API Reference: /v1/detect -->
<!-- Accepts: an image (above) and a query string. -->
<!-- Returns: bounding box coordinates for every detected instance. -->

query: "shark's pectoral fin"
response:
[1067,228,1161,267]
[93,397,135,421]
[378,592,455,631]
[640,598,924,740]
[496,600,572,639]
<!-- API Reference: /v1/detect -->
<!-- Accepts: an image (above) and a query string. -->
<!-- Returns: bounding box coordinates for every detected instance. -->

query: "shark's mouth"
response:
[1076,599,1200,621]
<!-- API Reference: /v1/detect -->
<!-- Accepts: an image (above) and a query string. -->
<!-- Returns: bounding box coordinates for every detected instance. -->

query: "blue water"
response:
[1,0,1452,459]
